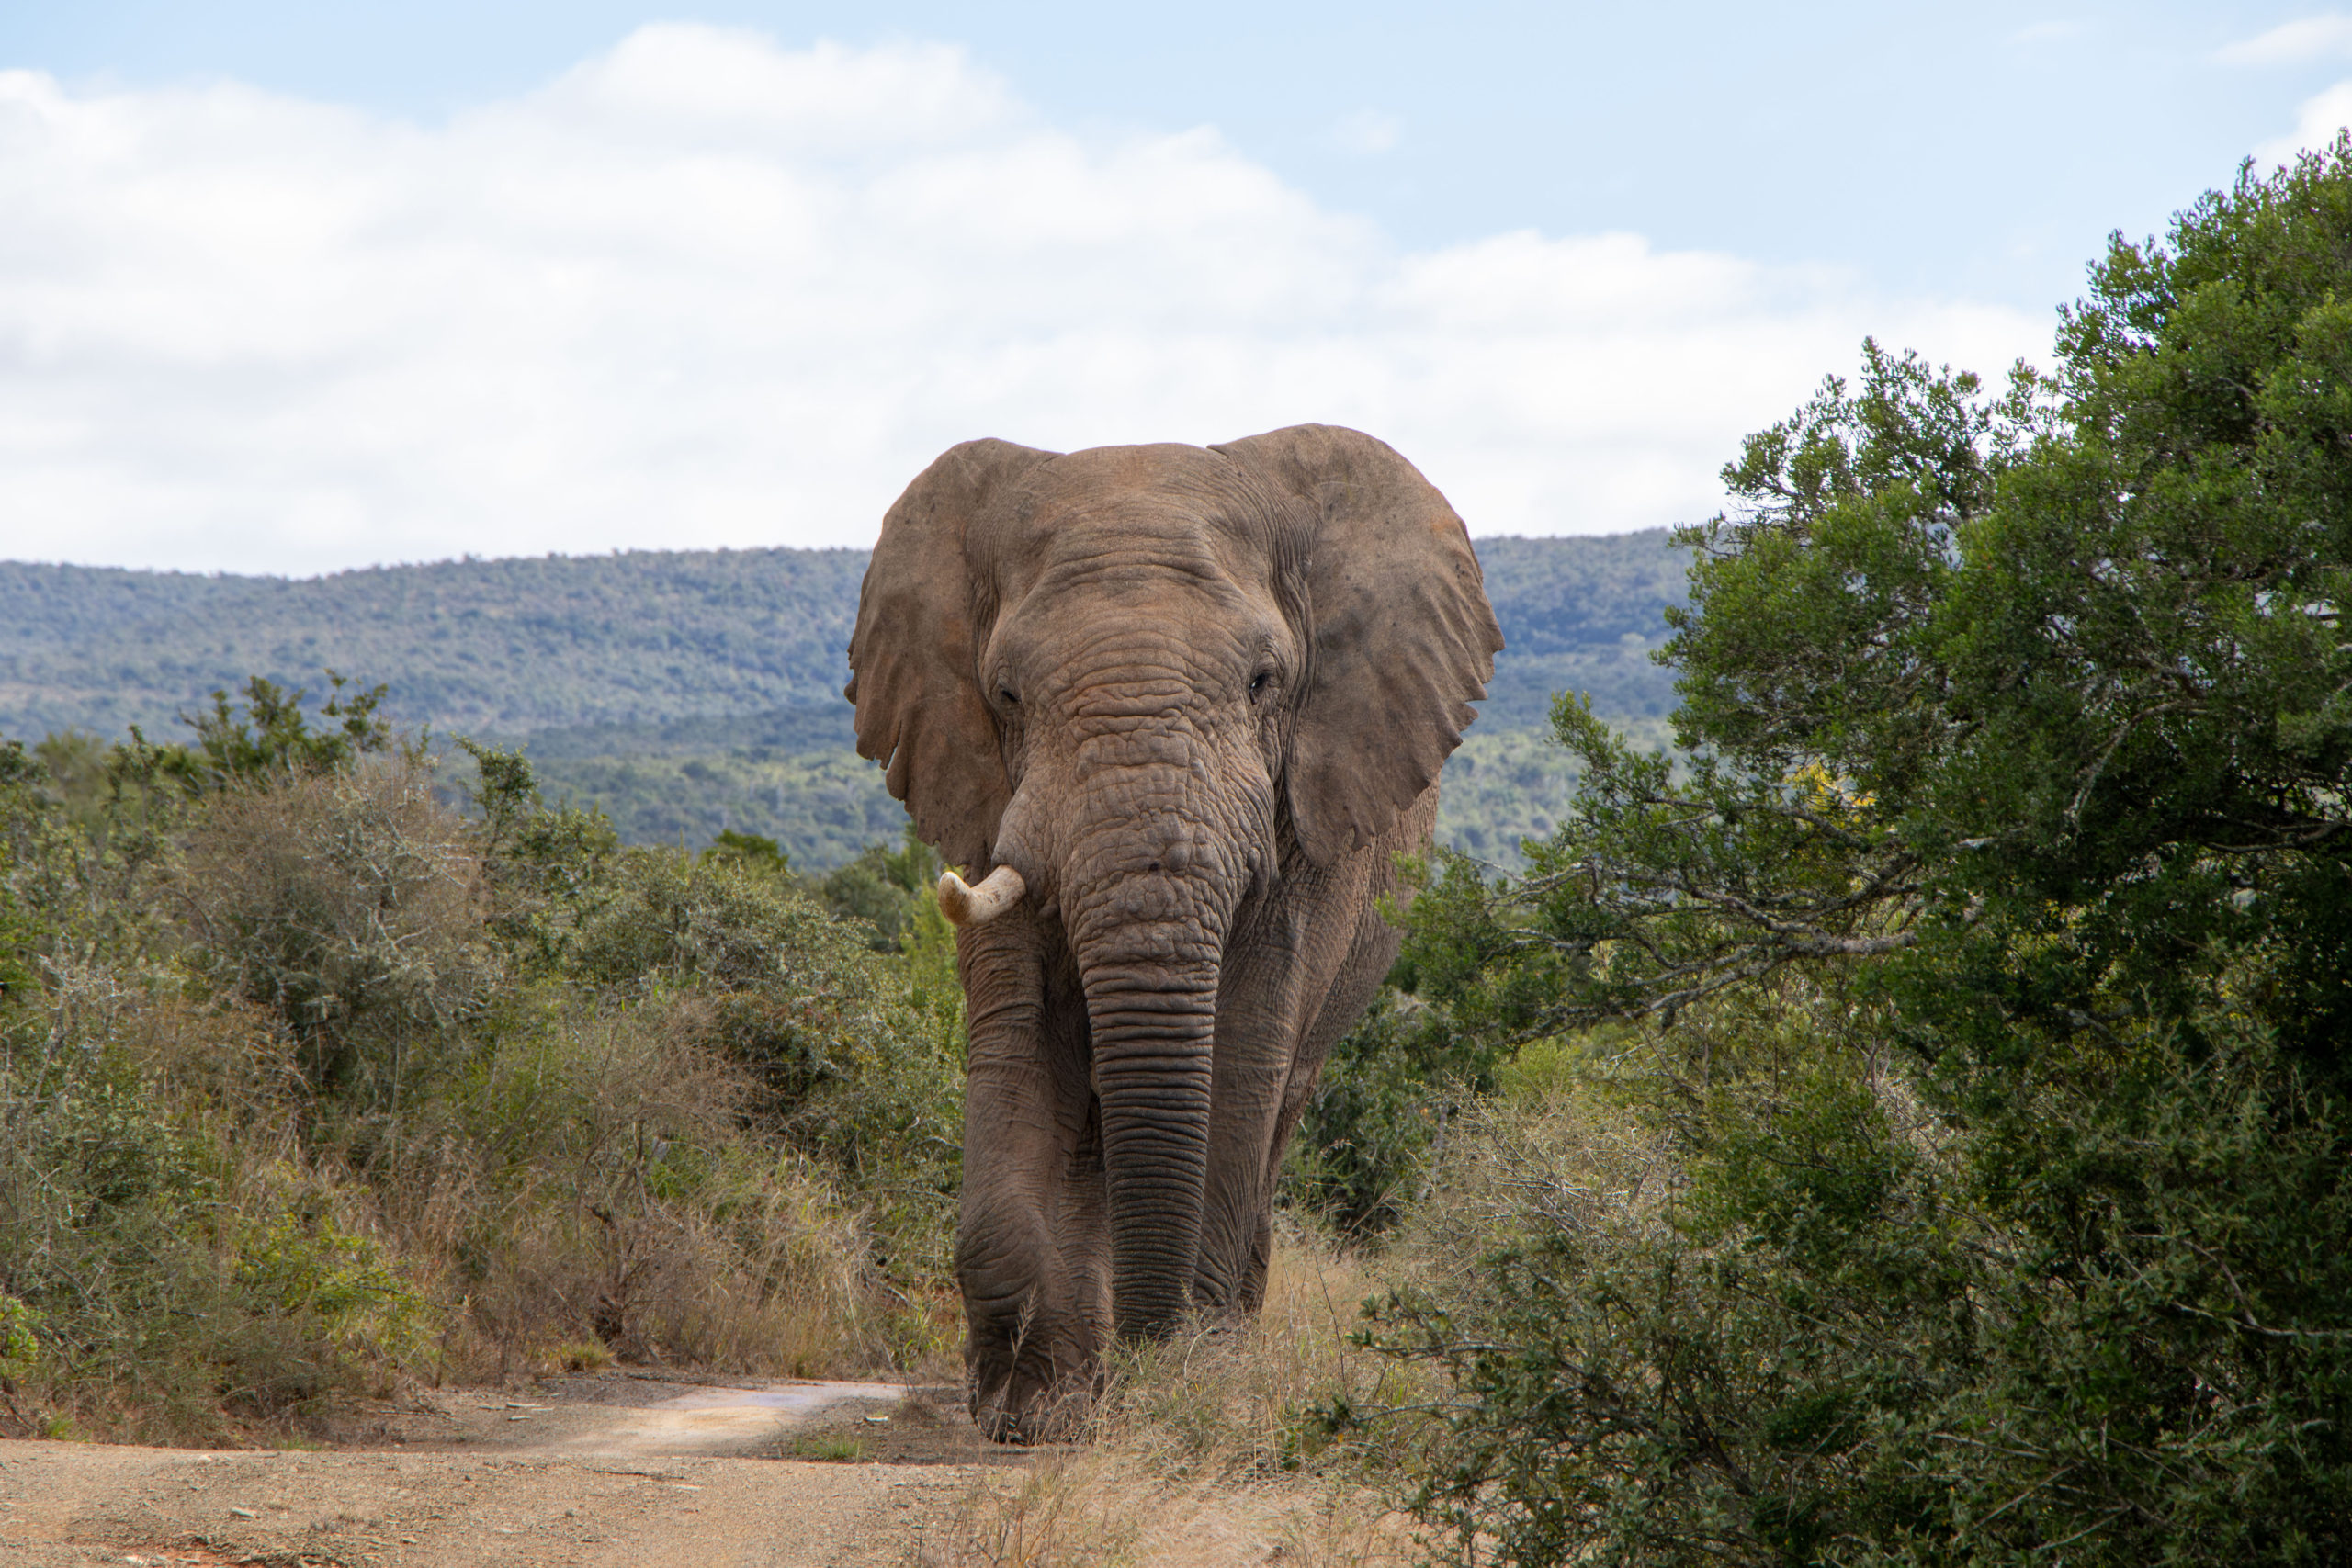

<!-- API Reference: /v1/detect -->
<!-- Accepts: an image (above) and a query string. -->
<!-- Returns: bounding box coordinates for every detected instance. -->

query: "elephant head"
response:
[845,424,1501,1436]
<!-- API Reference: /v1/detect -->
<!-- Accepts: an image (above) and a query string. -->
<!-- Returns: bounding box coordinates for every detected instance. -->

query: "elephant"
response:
[843,423,1503,1441]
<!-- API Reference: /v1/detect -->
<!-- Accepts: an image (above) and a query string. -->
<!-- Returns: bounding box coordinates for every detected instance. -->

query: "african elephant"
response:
[844,423,1503,1441]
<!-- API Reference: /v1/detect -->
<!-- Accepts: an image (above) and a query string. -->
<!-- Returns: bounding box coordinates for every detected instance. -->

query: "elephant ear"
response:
[1215,424,1505,866]
[845,438,1057,872]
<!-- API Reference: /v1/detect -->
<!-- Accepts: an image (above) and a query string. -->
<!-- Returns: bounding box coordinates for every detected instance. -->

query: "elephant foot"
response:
[969,1364,1098,1445]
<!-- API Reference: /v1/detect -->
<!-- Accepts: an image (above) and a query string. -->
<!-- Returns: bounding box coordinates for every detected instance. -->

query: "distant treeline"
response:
[0,531,1683,743]
[4,531,1683,870]
[0,547,870,740]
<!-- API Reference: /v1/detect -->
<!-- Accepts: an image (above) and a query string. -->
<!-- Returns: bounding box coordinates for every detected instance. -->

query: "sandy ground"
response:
[0,1375,1016,1568]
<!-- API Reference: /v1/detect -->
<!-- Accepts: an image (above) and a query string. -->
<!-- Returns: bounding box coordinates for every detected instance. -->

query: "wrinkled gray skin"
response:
[845,424,1502,1442]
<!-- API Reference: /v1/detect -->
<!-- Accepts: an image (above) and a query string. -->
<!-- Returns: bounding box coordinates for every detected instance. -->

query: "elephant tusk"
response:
[938,864,1026,926]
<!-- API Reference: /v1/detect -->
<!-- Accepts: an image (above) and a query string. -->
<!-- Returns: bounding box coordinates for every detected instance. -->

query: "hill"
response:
[0,548,870,741]
[2,532,1685,866]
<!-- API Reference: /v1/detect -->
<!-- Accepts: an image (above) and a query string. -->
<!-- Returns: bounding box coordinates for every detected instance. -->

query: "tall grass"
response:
[0,736,966,1443]
[915,1226,1432,1568]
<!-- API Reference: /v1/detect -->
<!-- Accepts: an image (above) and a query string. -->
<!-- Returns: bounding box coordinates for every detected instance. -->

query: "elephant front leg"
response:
[1192,892,1313,1318]
[956,918,1109,1442]
[1193,815,1420,1316]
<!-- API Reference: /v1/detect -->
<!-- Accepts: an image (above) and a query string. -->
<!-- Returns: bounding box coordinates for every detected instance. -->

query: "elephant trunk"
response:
[1080,946,1219,1338]
[1066,861,1230,1338]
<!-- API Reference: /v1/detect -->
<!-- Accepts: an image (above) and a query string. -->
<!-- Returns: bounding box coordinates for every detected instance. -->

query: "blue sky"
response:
[0,4,2343,572]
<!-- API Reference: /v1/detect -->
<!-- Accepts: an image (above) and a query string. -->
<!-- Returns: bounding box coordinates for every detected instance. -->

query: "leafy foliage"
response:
[169,672,396,788]
[1361,143,2352,1564]
[1280,990,1476,1237]
[0,677,970,1438]
[817,826,944,952]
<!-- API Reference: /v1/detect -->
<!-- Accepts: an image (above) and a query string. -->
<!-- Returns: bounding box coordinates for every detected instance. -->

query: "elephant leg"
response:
[1233,786,1438,1311]
[956,915,1108,1441]
[1191,891,1300,1319]
[1239,887,1407,1303]
[1192,806,1404,1314]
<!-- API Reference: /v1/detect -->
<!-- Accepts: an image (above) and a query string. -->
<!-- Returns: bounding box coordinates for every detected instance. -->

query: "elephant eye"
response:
[1248,671,1271,699]
[999,687,1020,707]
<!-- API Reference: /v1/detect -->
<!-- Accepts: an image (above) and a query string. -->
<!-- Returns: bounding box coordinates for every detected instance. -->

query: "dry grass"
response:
[367,989,944,1384]
[1090,1225,1434,1479]
[915,1449,1421,1568]
[2,961,942,1443]
[911,1228,1432,1568]
[908,1077,1681,1568]
[1396,1075,1677,1292]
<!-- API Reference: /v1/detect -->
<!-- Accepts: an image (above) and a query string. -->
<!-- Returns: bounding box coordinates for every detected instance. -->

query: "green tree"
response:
[819,825,942,952]
[1369,142,2352,1564]
[705,829,791,875]
[164,672,394,791]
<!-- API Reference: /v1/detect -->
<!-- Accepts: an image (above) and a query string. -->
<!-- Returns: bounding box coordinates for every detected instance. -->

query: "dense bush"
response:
[1280,986,1504,1239]
[816,826,942,952]
[0,682,967,1440]
[1348,143,2352,1565]
[176,759,496,1098]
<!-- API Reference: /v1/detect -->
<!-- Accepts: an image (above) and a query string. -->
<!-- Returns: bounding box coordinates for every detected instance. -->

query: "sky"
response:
[0,3,2346,576]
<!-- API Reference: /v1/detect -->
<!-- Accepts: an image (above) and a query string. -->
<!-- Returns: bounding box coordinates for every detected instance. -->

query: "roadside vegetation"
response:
[0,676,965,1444]
[1311,141,2352,1565]
[6,143,2346,1568]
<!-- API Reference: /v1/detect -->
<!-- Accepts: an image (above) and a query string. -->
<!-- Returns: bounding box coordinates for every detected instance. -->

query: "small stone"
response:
[229,1506,258,1518]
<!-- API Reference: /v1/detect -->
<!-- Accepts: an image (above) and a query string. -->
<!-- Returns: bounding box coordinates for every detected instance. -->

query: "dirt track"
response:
[0,1375,1012,1567]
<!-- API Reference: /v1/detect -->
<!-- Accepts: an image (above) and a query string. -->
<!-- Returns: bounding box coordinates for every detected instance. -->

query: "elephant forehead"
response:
[986,536,1285,670]
[975,447,1282,570]
[1019,441,1258,507]
[994,592,1282,697]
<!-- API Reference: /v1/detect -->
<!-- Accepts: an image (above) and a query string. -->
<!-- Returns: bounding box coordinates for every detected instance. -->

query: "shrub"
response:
[0,698,974,1438]
[0,1025,427,1442]
[381,986,874,1372]
[817,825,942,952]
[559,844,965,1280]
[1351,144,2352,1564]
[175,757,496,1100]
[1282,989,1456,1237]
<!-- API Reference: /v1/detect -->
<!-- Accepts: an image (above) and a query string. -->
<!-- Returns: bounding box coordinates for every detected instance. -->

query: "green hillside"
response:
[4,531,1683,868]
[0,548,869,740]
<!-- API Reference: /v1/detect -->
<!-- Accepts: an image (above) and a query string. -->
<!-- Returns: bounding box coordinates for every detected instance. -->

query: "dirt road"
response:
[0,1375,1007,1567]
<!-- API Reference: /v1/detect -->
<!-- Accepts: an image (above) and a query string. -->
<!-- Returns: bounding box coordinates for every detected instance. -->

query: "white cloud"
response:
[2255,80,2352,164]
[0,25,2046,576]
[2219,13,2352,65]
